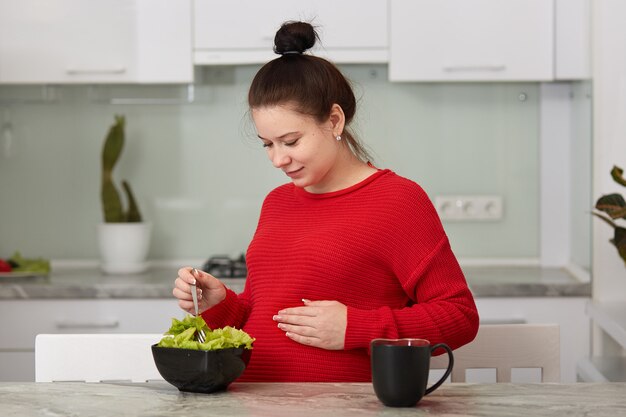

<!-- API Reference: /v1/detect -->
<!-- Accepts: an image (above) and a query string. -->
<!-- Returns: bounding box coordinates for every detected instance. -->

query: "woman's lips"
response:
[285,167,304,178]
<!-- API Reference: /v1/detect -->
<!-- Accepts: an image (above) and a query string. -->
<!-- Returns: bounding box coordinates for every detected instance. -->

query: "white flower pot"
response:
[98,222,151,274]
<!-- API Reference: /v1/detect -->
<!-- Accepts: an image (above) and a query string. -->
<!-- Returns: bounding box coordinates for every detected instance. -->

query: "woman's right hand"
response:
[173,267,227,315]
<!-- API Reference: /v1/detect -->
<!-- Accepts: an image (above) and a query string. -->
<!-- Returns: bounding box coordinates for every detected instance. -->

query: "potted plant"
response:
[593,165,626,266]
[98,115,151,274]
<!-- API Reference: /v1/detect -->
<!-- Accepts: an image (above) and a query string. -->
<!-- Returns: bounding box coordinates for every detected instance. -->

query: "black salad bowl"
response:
[151,344,251,394]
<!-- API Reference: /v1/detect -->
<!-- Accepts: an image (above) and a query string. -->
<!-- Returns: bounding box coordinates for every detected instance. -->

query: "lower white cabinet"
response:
[0,299,182,381]
[475,297,590,383]
[0,297,590,382]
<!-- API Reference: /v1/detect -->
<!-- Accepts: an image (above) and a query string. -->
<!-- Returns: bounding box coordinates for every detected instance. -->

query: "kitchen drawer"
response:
[0,299,182,350]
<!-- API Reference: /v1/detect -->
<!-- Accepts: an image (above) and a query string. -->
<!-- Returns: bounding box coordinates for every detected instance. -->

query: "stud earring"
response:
[336,135,342,141]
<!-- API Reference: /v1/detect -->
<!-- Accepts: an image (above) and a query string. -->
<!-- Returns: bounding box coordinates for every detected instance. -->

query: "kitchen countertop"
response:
[0,265,590,300]
[0,382,623,417]
[462,265,590,297]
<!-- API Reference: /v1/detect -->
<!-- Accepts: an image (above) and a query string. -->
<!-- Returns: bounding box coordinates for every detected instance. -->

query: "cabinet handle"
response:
[65,67,127,75]
[442,65,506,72]
[55,319,120,329]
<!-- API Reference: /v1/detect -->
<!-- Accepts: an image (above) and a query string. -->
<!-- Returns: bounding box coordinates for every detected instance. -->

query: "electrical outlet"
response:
[434,195,503,221]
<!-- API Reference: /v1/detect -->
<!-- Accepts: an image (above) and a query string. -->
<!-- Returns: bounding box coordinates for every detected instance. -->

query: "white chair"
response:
[430,324,560,382]
[35,334,164,383]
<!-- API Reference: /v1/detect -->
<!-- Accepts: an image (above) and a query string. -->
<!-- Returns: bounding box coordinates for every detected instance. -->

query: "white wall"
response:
[592,0,626,302]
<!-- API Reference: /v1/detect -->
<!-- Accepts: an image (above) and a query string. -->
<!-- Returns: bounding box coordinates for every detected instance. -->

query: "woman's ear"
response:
[328,103,346,136]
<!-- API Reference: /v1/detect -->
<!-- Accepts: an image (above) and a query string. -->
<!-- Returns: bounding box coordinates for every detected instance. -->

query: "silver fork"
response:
[191,268,206,343]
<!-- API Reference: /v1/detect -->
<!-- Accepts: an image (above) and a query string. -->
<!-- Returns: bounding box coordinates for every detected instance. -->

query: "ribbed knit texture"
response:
[201,169,479,382]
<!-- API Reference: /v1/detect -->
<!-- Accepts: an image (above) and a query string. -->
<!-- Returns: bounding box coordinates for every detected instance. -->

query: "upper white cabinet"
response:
[389,0,554,82]
[555,0,591,80]
[0,0,193,84]
[194,0,388,65]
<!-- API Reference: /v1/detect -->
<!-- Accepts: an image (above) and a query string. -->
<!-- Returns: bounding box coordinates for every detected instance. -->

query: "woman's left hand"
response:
[273,299,347,350]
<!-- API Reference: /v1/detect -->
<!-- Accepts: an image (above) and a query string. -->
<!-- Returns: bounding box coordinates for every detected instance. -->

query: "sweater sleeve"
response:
[344,181,479,352]
[200,283,252,330]
[344,236,479,352]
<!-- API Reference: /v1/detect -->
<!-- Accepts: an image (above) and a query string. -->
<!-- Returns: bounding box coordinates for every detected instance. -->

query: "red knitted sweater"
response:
[201,169,479,382]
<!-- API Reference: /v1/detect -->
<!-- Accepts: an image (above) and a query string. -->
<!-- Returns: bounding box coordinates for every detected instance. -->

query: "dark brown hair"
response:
[248,21,372,162]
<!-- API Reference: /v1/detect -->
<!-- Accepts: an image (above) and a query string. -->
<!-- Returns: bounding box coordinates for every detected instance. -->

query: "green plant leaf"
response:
[612,226,626,265]
[593,165,626,267]
[101,115,124,172]
[122,180,142,222]
[592,211,617,228]
[595,193,626,220]
[100,115,143,223]
[101,180,124,222]
[101,115,126,222]
[611,166,626,187]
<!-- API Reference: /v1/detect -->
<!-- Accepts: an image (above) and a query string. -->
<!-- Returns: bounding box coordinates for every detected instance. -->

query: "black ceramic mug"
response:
[370,338,454,407]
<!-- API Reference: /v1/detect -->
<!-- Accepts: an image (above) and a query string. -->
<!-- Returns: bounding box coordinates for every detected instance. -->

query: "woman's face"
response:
[252,104,344,193]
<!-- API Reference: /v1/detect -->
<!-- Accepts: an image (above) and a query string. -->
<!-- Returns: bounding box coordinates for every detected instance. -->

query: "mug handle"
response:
[425,343,454,395]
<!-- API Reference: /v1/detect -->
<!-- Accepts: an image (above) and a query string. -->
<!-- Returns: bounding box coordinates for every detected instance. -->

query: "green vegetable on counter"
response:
[7,251,50,274]
[157,315,254,351]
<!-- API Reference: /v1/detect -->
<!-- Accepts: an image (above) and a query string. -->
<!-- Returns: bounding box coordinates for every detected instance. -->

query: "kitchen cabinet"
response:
[193,0,388,65]
[555,0,591,80]
[389,0,554,81]
[0,0,192,84]
[475,297,590,383]
[0,299,181,381]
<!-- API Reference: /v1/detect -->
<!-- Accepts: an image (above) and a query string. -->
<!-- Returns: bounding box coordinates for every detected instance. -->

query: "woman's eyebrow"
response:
[257,131,300,141]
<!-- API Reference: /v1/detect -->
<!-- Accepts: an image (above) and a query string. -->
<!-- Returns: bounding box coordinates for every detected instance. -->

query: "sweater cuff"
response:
[200,287,241,328]
[344,305,398,351]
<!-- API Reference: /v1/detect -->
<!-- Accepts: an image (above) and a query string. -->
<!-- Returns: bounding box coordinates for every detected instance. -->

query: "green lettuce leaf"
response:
[157,315,254,351]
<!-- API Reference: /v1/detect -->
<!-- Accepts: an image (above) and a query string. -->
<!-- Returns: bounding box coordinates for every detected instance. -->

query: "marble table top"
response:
[0,265,590,300]
[0,382,623,417]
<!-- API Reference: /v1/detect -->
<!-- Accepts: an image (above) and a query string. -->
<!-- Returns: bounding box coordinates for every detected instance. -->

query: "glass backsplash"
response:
[0,65,590,264]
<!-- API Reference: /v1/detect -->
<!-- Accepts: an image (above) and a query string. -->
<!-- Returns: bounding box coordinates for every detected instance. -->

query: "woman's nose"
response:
[270,148,290,168]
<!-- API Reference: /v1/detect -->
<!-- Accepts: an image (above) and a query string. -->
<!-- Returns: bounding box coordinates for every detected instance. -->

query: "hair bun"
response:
[273,21,318,55]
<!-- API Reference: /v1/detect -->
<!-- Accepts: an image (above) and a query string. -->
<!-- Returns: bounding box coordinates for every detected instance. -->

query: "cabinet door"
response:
[0,299,182,350]
[194,0,388,64]
[0,0,192,84]
[389,0,554,81]
[134,0,193,83]
[0,299,183,381]
[555,0,591,80]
